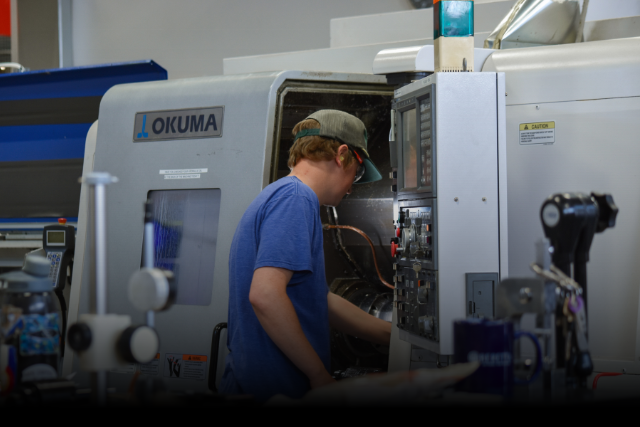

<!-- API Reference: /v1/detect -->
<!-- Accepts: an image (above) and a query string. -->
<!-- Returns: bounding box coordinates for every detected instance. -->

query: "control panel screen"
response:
[46,230,65,245]
[402,108,418,189]
[147,189,222,306]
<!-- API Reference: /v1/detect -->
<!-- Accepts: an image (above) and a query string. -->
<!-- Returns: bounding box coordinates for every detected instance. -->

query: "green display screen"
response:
[47,231,65,244]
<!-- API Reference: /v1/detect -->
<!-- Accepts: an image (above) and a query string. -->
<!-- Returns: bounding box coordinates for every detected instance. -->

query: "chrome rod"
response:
[94,183,107,315]
[83,173,116,315]
[81,172,117,407]
[143,222,154,269]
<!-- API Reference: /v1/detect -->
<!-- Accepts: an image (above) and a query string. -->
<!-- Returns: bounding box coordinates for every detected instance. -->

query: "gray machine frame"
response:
[63,71,395,393]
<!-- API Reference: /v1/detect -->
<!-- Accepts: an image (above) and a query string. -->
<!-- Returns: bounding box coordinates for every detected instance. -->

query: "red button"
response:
[58,218,67,225]
[396,227,401,237]
[391,242,398,257]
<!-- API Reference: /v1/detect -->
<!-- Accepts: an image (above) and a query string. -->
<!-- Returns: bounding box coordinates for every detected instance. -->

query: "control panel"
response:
[395,266,439,341]
[392,204,436,268]
[43,218,75,290]
[390,73,506,355]
[392,203,439,343]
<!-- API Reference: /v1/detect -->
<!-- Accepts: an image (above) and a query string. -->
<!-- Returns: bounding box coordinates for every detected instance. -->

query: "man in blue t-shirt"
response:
[220,110,392,401]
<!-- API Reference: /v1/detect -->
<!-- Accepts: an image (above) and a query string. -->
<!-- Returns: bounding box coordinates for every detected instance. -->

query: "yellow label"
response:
[520,122,555,131]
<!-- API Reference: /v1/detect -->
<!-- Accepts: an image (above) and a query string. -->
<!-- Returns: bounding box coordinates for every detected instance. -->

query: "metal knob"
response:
[591,192,618,232]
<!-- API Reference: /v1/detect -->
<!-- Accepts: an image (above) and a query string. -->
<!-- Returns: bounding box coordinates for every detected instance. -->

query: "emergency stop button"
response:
[58,218,67,225]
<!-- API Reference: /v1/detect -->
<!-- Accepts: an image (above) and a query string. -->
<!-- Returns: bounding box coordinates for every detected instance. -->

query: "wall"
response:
[70,0,640,79]
[71,0,413,79]
[586,0,640,21]
[13,0,58,70]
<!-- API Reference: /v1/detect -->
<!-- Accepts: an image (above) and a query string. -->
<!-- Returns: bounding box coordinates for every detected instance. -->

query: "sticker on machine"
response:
[160,168,207,180]
[140,353,161,376]
[164,174,200,180]
[160,168,208,175]
[519,121,555,145]
[163,353,207,380]
[110,363,137,374]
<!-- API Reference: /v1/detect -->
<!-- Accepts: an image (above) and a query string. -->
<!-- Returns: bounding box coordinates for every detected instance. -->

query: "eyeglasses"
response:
[348,146,365,183]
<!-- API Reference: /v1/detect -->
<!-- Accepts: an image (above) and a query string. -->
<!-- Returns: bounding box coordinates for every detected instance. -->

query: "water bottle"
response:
[0,256,61,393]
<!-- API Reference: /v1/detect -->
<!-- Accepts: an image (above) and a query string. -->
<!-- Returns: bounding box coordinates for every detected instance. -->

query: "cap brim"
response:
[355,158,382,184]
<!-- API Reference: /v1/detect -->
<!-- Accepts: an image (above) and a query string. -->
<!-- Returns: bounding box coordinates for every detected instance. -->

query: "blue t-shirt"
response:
[220,176,329,402]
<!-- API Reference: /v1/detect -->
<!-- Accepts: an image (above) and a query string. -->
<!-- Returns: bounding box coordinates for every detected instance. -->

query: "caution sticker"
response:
[519,121,555,145]
[109,363,136,374]
[163,353,208,381]
[140,353,160,376]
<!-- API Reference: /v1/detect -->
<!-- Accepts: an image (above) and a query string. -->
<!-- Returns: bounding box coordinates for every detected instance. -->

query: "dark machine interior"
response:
[270,80,396,374]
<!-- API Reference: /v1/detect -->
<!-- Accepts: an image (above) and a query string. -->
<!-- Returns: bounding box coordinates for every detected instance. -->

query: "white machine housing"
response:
[392,72,508,355]
[484,37,640,374]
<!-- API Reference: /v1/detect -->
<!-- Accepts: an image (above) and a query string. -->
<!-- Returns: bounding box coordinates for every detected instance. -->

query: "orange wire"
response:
[128,370,141,394]
[323,224,394,290]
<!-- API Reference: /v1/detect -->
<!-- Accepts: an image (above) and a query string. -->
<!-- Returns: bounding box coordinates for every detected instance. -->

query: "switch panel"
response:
[395,267,439,342]
[394,201,437,270]
[465,273,499,319]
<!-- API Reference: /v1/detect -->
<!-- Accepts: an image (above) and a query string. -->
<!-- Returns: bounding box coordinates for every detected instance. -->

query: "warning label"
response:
[110,363,137,374]
[163,353,207,381]
[519,121,555,145]
[140,353,160,376]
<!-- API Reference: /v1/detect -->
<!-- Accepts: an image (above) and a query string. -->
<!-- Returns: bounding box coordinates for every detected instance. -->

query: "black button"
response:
[68,323,92,352]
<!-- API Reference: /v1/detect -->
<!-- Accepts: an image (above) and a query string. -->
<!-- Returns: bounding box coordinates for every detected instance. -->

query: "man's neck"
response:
[289,159,335,206]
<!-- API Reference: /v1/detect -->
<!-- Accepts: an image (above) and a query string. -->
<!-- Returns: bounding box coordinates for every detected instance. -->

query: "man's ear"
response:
[336,144,349,166]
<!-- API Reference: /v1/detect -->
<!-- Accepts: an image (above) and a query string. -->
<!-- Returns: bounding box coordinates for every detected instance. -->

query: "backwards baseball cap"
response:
[293,109,383,184]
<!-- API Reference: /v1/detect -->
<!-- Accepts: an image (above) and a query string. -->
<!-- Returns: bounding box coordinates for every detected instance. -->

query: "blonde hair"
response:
[288,119,356,169]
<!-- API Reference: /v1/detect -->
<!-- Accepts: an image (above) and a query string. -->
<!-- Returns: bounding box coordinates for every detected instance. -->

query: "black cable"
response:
[208,322,227,393]
[54,288,68,357]
[573,261,588,315]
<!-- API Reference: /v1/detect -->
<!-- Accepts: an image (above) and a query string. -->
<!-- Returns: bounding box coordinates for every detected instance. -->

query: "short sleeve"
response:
[254,194,317,273]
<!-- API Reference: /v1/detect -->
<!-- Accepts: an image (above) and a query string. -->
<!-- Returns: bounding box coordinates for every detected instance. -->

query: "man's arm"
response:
[249,266,335,389]
[327,292,391,345]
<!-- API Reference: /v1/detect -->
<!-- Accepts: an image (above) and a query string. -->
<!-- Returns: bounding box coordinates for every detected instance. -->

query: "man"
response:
[220,110,392,401]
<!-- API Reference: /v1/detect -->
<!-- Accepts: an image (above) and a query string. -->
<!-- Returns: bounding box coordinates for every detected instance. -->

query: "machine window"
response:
[402,108,418,189]
[147,189,222,306]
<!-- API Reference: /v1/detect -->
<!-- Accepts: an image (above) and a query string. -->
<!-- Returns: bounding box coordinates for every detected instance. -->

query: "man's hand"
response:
[327,292,392,345]
[310,371,336,389]
[249,267,333,388]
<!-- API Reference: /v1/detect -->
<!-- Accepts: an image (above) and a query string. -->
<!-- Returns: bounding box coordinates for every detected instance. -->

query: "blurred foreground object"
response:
[266,362,479,406]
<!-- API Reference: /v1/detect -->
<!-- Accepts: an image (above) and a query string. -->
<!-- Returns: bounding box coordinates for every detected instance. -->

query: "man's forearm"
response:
[249,267,332,387]
[327,292,391,345]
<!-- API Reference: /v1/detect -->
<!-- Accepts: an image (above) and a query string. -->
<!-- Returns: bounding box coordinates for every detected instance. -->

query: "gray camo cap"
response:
[293,109,382,184]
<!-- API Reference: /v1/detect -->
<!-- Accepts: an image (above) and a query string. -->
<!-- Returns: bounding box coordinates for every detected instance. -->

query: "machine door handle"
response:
[208,322,228,393]
[468,301,475,315]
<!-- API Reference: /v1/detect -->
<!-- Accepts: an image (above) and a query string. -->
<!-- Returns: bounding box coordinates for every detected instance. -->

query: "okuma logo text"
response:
[137,113,218,138]
[133,106,224,142]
